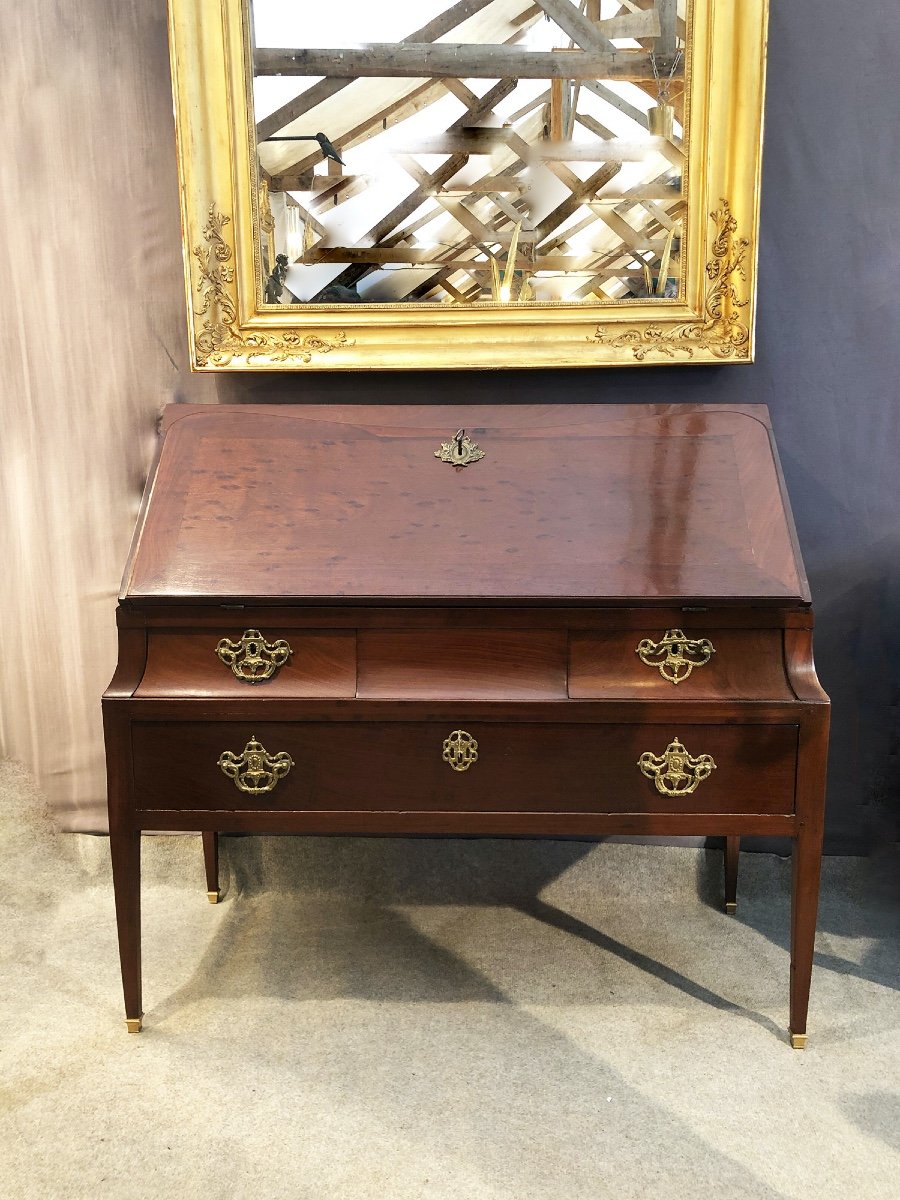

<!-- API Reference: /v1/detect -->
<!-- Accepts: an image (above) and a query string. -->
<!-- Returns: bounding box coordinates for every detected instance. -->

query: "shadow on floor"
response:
[695,842,900,993]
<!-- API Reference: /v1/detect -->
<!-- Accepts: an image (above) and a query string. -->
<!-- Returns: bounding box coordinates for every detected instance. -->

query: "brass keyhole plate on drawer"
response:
[442,729,479,771]
[218,737,294,794]
[216,629,292,682]
[635,629,715,684]
[638,737,716,796]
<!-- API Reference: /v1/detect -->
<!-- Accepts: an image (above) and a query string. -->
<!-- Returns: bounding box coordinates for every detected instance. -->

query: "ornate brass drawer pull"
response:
[635,629,715,684]
[638,737,717,797]
[215,629,292,682]
[218,737,294,794]
[442,729,478,772]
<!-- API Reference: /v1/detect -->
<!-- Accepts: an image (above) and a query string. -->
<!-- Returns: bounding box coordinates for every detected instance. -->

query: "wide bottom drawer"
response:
[131,722,798,816]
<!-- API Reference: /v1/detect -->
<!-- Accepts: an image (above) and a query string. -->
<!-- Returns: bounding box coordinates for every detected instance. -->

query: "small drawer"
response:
[131,721,797,816]
[569,628,792,700]
[136,629,356,697]
[357,630,567,699]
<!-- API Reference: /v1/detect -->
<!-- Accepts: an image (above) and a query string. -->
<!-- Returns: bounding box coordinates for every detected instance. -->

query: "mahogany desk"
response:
[104,404,829,1045]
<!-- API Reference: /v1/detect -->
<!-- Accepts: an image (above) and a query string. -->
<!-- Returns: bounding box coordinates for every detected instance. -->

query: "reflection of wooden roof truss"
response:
[254,0,687,303]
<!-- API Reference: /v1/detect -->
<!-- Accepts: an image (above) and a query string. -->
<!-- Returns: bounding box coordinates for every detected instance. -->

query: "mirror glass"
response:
[248,1,689,306]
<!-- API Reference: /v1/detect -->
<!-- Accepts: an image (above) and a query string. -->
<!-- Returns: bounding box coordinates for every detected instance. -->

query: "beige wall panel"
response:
[0,1,222,828]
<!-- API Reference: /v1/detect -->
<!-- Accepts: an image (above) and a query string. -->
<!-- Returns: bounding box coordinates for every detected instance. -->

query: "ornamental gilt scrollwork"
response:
[635,629,716,684]
[638,737,717,797]
[218,737,294,794]
[589,200,751,361]
[442,729,479,772]
[215,629,292,682]
[192,203,350,367]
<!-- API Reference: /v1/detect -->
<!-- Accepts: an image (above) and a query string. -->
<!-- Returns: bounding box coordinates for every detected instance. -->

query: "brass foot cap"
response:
[207,890,220,904]
[725,902,737,914]
[790,1032,807,1050]
[125,1016,143,1034]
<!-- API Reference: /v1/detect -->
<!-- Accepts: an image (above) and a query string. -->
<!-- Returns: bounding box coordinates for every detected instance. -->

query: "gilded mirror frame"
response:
[168,0,768,370]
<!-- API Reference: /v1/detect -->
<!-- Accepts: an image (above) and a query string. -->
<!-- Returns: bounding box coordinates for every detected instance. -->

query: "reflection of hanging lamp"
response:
[648,50,683,139]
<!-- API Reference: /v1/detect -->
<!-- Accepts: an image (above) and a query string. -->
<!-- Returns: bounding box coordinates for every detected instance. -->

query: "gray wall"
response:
[2,2,897,846]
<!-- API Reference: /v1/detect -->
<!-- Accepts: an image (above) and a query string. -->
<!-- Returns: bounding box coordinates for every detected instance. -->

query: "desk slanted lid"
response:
[122,404,809,606]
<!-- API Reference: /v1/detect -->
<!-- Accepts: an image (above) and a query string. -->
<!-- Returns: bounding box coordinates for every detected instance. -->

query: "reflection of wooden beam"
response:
[437,180,530,194]
[533,0,613,51]
[550,77,565,142]
[589,185,682,200]
[534,163,621,241]
[255,0,495,140]
[583,79,648,128]
[255,45,657,81]
[622,0,686,44]
[307,176,369,214]
[600,10,661,39]
[267,169,316,192]
[283,198,326,238]
[309,154,468,297]
[308,83,527,299]
[656,0,679,56]
[512,4,542,27]
[271,76,515,178]
[268,79,444,176]
[591,209,659,255]
[301,248,596,269]
[397,129,513,155]
[396,156,507,245]
[636,199,686,231]
[535,139,668,162]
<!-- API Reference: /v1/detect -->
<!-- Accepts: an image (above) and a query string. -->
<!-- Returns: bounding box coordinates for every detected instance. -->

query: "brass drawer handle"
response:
[636,629,715,684]
[216,629,292,682]
[638,737,717,797]
[218,737,294,794]
[442,729,478,772]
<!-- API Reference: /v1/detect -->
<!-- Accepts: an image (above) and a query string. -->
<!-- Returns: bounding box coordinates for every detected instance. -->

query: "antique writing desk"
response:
[104,404,829,1045]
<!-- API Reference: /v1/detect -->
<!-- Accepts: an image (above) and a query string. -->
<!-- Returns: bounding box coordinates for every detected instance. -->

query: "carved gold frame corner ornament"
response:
[168,0,769,371]
[192,204,351,367]
[590,200,751,360]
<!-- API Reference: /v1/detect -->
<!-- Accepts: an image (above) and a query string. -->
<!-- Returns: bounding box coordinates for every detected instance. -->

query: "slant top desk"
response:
[104,403,829,1045]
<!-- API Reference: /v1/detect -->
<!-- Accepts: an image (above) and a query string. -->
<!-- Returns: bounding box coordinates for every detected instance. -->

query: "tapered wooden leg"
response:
[203,831,220,903]
[724,835,739,913]
[110,826,142,1032]
[783,631,829,1048]
[789,818,824,1049]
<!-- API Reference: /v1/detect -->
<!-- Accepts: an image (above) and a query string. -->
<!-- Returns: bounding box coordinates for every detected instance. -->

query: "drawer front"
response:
[357,630,567,699]
[136,630,356,697]
[131,721,797,816]
[569,628,792,700]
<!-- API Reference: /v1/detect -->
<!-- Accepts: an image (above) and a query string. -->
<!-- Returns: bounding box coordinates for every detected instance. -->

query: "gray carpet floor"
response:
[0,759,897,1200]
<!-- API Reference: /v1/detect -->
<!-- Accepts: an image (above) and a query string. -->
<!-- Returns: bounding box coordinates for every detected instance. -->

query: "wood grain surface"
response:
[123,405,809,605]
[130,719,799,816]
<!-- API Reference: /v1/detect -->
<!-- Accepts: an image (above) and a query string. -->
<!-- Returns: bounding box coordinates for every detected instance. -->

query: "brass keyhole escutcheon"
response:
[635,629,715,684]
[216,629,292,682]
[218,737,294,794]
[638,737,716,797]
[434,429,485,467]
[442,729,479,772]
